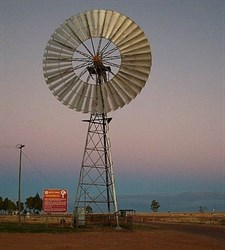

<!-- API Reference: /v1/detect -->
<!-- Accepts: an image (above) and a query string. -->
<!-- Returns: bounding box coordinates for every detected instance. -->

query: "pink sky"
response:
[1,0,224,201]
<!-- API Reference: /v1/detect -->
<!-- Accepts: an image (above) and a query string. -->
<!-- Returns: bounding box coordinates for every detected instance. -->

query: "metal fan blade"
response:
[110,79,132,104]
[95,9,106,37]
[65,18,87,43]
[44,66,73,80]
[81,84,94,113]
[111,19,133,44]
[119,66,149,82]
[116,75,139,98]
[47,72,75,90]
[57,78,80,101]
[100,10,113,38]
[50,37,75,51]
[43,62,72,71]
[122,54,151,66]
[44,46,73,56]
[68,82,87,110]
[113,25,140,46]
[116,27,142,47]
[107,81,127,109]
[120,42,150,55]
[53,77,77,98]
[119,35,149,52]
[62,79,82,106]
[103,83,120,111]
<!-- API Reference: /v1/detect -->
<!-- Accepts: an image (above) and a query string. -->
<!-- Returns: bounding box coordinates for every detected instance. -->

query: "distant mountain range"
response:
[117,192,225,212]
[68,192,225,213]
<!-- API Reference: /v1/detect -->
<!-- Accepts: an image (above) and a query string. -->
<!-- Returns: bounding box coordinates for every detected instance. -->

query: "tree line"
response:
[0,193,42,214]
[1,194,161,214]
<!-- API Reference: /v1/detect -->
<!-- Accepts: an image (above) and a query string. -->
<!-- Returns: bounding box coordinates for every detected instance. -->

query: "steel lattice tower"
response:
[74,113,118,224]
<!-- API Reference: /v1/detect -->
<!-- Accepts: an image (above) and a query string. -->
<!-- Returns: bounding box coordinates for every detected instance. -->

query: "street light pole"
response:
[17,144,25,225]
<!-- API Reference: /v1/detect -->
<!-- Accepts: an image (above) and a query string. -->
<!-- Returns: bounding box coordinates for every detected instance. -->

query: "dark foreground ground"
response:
[1,222,225,250]
[1,213,225,250]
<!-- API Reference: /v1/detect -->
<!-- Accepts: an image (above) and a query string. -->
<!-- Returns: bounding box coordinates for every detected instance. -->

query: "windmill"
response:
[43,9,152,226]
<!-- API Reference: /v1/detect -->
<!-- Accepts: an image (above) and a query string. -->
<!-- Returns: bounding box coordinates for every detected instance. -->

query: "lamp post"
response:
[16,144,25,225]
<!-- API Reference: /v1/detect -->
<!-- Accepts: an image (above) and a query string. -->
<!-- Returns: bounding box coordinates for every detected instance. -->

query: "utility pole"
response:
[16,144,25,225]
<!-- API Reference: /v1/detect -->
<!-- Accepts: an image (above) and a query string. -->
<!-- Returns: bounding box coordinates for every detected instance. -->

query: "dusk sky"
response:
[1,0,224,205]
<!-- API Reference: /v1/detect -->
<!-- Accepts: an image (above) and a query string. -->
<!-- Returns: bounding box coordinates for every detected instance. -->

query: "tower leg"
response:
[74,113,119,227]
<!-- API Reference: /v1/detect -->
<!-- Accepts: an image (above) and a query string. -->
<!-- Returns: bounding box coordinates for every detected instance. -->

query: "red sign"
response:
[43,189,68,213]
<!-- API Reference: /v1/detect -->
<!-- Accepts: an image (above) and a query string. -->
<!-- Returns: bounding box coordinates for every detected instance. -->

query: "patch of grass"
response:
[0,223,78,233]
[133,223,162,232]
[219,220,225,225]
[0,222,127,233]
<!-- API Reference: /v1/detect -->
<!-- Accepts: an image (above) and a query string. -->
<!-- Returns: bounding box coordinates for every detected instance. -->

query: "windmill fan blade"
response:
[43,9,152,113]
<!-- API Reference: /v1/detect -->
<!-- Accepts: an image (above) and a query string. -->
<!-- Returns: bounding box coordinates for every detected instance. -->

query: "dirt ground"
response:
[1,213,225,249]
[1,223,225,250]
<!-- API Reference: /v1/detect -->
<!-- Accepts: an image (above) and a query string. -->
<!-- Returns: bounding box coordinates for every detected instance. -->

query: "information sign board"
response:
[43,189,68,213]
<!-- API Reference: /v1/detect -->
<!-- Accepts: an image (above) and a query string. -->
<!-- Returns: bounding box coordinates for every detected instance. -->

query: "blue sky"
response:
[0,0,224,204]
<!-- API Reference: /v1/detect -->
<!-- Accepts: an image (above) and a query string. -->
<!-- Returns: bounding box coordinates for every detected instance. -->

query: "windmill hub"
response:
[93,53,102,64]
[91,53,109,83]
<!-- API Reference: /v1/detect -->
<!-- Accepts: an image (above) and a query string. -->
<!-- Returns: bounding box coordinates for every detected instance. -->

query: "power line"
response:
[22,152,54,188]
[2,145,56,188]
